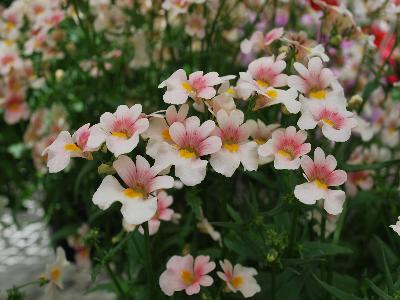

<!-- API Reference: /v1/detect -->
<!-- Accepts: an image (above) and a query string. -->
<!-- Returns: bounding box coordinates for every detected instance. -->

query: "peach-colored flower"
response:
[241,27,284,54]
[1,93,29,124]
[185,13,206,39]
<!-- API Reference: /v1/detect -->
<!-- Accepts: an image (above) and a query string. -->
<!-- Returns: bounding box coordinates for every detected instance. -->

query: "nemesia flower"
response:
[381,110,400,148]
[159,255,215,296]
[1,93,30,124]
[162,0,190,16]
[297,102,358,142]
[345,171,374,197]
[185,13,206,39]
[87,104,149,156]
[197,217,222,245]
[0,41,23,74]
[138,190,175,235]
[41,247,70,296]
[258,126,311,170]
[92,155,174,225]
[154,116,222,186]
[217,259,261,298]
[390,216,400,236]
[352,115,374,142]
[247,119,280,165]
[287,57,346,107]
[145,104,189,158]
[209,110,258,177]
[43,124,97,173]
[307,44,330,62]
[294,147,347,215]
[158,69,233,105]
[240,27,284,54]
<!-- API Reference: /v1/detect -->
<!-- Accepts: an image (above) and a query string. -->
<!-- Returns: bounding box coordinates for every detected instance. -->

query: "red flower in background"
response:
[308,0,340,11]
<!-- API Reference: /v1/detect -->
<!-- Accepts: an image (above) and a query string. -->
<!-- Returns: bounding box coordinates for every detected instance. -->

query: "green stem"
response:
[143,222,155,299]
[288,204,299,256]
[105,262,126,300]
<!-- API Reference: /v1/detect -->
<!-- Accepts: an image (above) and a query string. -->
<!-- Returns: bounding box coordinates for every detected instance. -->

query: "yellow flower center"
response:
[64,143,81,152]
[277,149,294,160]
[162,128,171,141]
[226,87,235,95]
[309,89,327,100]
[5,22,15,32]
[256,80,269,88]
[223,143,239,152]
[314,179,328,190]
[179,149,196,159]
[322,118,334,127]
[180,270,193,284]
[112,131,128,139]
[254,138,266,145]
[4,39,14,47]
[124,188,144,198]
[50,266,61,282]
[265,89,278,100]
[182,82,194,92]
[231,276,244,289]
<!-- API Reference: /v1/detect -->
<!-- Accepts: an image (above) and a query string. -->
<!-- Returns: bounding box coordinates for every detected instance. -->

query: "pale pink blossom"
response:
[209,110,258,177]
[345,171,374,197]
[92,155,174,225]
[158,69,234,105]
[294,147,347,215]
[258,126,311,170]
[247,119,280,165]
[138,190,175,235]
[43,124,97,173]
[0,41,23,75]
[87,104,149,156]
[162,0,190,16]
[159,255,215,296]
[240,27,284,54]
[145,104,189,158]
[287,57,346,107]
[217,259,261,298]
[154,116,222,186]
[185,13,206,39]
[297,102,357,142]
[1,93,30,124]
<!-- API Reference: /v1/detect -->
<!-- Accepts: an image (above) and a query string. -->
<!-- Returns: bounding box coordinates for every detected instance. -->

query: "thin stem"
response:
[143,222,155,299]
[288,204,299,256]
[105,262,126,300]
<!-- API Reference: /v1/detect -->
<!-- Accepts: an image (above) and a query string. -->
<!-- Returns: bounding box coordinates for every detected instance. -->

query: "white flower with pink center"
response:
[159,254,215,296]
[1,93,30,124]
[0,42,23,75]
[138,190,175,235]
[217,259,261,298]
[162,0,190,16]
[240,27,284,54]
[185,13,206,39]
[345,171,374,197]
[87,104,149,157]
[155,116,222,186]
[294,147,347,215]
[297,102,357,142]
[258,126,311,170]
[43,123,98,173]
[158,69,234,105]
[145,104,189,158]
[287,57,346,107]
[209,110,258,177]
[92,155,174,225]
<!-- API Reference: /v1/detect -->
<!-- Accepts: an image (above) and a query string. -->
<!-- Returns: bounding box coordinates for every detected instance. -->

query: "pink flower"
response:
[185,13,206,39]
[92,155,174,225]
[258,126,311,170]
[2,93,30,124]
[145,104,189,158]
[159,255,215,296]
[240,27,284,54]
[43,124,97,173]
[294,147,347,215]
[217,259,261,298]
[158,69,234,105]
[87,104,149,156]
[345,171,373,197]
[0,42,23,74]
[287,57,346,107]
[139,190,175,235]
[209,110,258,177]
[155,116,222,186]
[297,102,357,142]
[162,0,190,16]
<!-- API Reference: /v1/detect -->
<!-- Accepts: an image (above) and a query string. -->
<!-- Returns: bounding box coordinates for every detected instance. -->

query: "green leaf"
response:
[302,241,353,258]
[362,79,380,100]
[365,279,394,300]
[379,239,394,292]
[226,204,242,223]
[314,275,363,300]
[186,190,202,220]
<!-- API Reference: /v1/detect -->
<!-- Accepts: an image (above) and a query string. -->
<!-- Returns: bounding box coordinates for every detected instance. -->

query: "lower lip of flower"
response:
[231,276,244,288]
[112,131,129,139]
[223,143,239,152]
[64,143,82,152]
[180,270,193,285]
[314,179,328,190]
[179,148,197,159]
[124,188,144,198]
[309,89,327,100]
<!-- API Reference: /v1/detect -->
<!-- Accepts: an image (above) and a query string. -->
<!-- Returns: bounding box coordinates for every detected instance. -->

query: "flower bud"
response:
[98,163,116,175]
[348,94,363,110]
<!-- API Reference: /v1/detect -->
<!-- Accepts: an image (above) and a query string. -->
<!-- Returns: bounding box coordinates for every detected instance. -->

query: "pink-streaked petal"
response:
[197,86,216,99]
[113,155,136,187]
[198,136,222,156]
[327,170,347,186]
[169,122,186,145]
[149,175,174,192]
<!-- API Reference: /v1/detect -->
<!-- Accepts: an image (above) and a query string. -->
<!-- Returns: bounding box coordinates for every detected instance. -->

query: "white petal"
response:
[92,175,124,210]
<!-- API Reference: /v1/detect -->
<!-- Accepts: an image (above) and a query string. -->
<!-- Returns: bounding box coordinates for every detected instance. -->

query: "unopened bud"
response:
[55,69,64,81]
[266,249,278,263]
[98,163,115,175]
[348,94,363,110]
[330,34,342,47]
